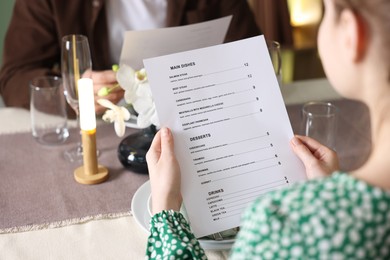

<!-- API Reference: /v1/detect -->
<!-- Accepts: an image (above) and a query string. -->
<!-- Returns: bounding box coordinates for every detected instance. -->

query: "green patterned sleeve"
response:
[146,210,208,260]
[230,197,279,259]
[230,195,301,259]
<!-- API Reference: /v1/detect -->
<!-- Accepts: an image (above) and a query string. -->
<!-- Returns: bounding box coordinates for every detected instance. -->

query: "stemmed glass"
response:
[61,34,92,162]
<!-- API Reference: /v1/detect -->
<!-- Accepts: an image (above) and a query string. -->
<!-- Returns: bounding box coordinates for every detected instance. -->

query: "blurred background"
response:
[0,0,324,88]
[0,0,13,67]
[248,0,324,83]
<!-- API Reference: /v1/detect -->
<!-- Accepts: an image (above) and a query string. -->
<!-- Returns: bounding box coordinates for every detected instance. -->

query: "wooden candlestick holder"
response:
[74,129,108,184]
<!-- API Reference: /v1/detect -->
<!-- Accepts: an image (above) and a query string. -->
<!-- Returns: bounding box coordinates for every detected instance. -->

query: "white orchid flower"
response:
[97,99,131,137]
[117,64,138,104]
[116,64,136,91]
[132,82,160,128]
[135,68,147,84]
[133,102,159,127]
[111,64,159,129]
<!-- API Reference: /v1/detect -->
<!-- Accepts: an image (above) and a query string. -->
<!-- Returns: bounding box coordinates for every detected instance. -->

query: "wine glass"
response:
[61,34,92,162]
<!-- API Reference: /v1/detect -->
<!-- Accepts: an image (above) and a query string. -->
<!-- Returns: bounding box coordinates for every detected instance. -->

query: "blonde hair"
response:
[333,0,390,80]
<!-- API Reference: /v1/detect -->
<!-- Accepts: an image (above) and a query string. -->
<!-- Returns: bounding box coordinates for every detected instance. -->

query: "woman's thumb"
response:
[290,136,316,168]
[160,127,175,157]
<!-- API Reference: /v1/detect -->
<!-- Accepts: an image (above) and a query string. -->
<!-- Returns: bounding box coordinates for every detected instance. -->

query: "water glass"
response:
[301,101,338,150]
[267,40,282,85]
[30,76,69,145]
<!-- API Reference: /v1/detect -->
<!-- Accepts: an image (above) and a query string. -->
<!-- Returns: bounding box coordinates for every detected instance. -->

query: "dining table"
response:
[0,78,371,259]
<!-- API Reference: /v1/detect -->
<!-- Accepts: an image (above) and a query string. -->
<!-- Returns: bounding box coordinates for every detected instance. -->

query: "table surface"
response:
[0,78,371,260]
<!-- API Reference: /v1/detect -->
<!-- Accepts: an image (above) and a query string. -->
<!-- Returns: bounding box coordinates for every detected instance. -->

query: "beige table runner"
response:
[0,124,149,233]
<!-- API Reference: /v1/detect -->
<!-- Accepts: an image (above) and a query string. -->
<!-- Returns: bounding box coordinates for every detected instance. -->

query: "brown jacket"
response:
[0,0,260,109]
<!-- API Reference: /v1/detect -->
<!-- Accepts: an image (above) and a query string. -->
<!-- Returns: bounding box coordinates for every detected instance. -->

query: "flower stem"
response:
[97,84,120,97]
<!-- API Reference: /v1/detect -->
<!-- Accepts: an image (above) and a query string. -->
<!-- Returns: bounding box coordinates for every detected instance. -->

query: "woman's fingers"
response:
[147,128,182,214]
[146,130,162,165]
[290,135,339,179]
[290,136,318,167]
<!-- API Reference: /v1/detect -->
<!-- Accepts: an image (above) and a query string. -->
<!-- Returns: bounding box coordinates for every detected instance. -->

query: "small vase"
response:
[117,125,157,174]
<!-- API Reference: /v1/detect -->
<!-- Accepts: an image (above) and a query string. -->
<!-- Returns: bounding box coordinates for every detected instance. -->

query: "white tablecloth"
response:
[0,78,341,259]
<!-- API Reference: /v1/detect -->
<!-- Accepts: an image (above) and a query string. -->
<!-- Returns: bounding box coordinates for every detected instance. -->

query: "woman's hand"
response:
[89,70,124,115]
[146,127,182,214]
[290,135,339,179]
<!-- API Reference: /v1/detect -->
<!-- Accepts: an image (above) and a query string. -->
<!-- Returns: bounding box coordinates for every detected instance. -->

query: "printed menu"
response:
[120,16,232,70]
[143,35,306,238]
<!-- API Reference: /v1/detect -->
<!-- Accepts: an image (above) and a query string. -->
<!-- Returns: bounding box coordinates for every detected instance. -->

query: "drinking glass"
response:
[30,76,69,145]
[267,40,282,85]
[61,34,92,162]
[301,101,338,150]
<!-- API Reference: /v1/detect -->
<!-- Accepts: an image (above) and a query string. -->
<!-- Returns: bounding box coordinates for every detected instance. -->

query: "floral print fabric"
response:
[147,173,390,259]
[146,210,207,259]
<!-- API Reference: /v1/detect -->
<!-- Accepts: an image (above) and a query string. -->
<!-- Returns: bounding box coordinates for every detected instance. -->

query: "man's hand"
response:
[89,70,124,115]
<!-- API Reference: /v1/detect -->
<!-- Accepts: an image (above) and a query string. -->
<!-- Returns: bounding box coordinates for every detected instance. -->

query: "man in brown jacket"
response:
[0,0,260,113]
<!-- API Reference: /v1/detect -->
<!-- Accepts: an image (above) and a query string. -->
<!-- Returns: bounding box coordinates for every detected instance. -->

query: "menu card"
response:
[143,35,306,238]
[120,16,232,70]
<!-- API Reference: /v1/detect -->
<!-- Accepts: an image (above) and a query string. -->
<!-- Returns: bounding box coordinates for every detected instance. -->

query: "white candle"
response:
[74,78,109,184]
[78,78,96,131]
[77,77,98,178]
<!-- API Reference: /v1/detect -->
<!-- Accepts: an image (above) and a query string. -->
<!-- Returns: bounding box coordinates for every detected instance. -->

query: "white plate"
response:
[131,181,235,250]
[125,116,143,129]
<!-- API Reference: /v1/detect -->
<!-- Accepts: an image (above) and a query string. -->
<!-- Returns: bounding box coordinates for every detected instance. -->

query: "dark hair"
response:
[333,0,390,80]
